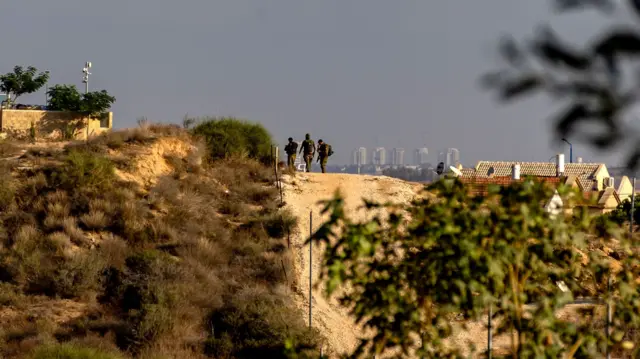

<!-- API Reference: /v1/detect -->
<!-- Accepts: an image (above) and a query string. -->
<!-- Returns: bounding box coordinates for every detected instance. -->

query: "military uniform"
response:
[284,139,298,170]
[317,141,332,173]
[299,135,316,172]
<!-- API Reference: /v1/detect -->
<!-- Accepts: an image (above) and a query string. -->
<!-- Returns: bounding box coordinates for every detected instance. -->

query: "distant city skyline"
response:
[342,145,452,167]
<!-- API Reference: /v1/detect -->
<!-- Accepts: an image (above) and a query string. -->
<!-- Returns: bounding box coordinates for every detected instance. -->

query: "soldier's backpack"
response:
[285,141,298,154]
[327,145,334,157]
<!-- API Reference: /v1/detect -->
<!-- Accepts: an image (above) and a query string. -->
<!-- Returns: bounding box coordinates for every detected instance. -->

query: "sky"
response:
[0,0,634,166]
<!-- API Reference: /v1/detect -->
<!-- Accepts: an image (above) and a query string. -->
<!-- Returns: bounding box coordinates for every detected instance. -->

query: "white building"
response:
[351,147,367,166]
[373,147,386,165]
[438,148,460,168]
[391,148,405,166]
[413,147,429,165]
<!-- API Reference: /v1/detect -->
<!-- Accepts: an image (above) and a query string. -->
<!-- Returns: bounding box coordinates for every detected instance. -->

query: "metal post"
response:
[569,144,572,164]
[606,277,612,359]
[82,62,91,141]
[631,177,636,238]
[487,304,492,359]
[309,210,313,328]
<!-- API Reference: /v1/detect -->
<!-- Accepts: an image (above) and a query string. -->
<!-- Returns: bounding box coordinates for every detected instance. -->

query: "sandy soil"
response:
[281,172,424,356]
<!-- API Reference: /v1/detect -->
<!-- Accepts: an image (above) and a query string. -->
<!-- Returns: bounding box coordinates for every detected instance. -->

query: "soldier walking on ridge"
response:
[316,139,333,173]
[284,137,298,171]
[299,133,315,172]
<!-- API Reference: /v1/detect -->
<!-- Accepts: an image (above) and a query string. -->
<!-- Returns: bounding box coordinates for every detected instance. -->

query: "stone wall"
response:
[0,109,112,140]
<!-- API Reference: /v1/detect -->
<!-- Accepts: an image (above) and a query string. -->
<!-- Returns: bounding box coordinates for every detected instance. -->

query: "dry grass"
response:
[0,128,319,358]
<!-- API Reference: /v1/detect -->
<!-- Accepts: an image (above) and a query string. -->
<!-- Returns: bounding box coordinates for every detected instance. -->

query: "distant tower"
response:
[449,148,460,167]
[358,147,367,165]
[373,147,386,165]
[439,148,460,167]
[413,147,429,165]
[351,149,359,166]
[351,147,367,166]
[391,148,405,166]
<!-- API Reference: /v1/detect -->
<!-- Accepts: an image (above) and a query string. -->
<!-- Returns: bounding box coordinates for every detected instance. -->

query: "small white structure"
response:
[544,189,564,218]
[556,153,565,176]
[512,164,521,180]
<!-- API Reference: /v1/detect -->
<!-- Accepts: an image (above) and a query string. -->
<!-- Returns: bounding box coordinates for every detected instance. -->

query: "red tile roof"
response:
[462,161,604,190]
[459,176,565,196]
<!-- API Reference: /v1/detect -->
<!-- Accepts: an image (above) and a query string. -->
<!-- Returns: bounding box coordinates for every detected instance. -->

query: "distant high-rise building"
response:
[448,148,460,167]
[351,147,367,165]
[391,148,405,166]
[373,147,386,165]
[438,148,460,168]
[358,147,367,165]
[413,147,429,165]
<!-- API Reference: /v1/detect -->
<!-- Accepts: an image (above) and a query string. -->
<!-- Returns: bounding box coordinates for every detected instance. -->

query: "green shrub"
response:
[191,117,274,164]
[101,250,179,352]
[29,343,124,359]
[205,287,319,359]
[0,166,16,210]
[49,149,115,190]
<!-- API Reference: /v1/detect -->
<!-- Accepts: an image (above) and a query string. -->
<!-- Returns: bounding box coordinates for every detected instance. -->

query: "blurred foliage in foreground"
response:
[482,0,640,172]
[290,178,640,358]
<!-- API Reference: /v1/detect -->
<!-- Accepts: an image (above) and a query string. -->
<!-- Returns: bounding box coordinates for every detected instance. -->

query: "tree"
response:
[482,0,640,171]
[47,85,82,112]
[0,66,49,103]
[47,85,115,118]
[308,178,640,358]
[80,90,116,118]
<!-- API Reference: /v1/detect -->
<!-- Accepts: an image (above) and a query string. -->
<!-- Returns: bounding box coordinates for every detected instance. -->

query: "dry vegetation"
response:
[0,124,320,358]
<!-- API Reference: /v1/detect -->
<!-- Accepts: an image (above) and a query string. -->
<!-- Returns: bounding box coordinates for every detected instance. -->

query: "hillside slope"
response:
[281,173,424,356]
[0,127,317,359]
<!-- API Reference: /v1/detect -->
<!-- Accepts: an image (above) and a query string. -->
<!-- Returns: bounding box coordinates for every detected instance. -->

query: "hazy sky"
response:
[0,1,631,165]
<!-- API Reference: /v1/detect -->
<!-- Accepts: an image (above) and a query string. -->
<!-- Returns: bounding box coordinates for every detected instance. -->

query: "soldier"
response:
[299,133,316,172]
[316,139,333,173]
[284,137,298,171]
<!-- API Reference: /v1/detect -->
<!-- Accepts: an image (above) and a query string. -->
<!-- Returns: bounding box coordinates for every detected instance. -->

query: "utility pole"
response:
[82,62,92,141]
[82,61,92,94]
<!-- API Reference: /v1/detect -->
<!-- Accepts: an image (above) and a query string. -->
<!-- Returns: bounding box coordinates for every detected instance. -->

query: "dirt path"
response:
[281,173,423,356]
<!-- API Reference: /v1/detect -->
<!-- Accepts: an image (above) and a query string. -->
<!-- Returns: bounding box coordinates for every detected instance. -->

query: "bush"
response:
[101,250,179,352]
[205,287,319,359]
[49,149,115,190]
[190,117,274,164]
[29,343,124,359]
[608,197,640,225]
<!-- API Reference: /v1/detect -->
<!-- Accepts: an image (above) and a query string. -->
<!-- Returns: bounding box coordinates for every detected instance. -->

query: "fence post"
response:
[309,210,313,328]
[487,304,492,359]
[606,276,612,359]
